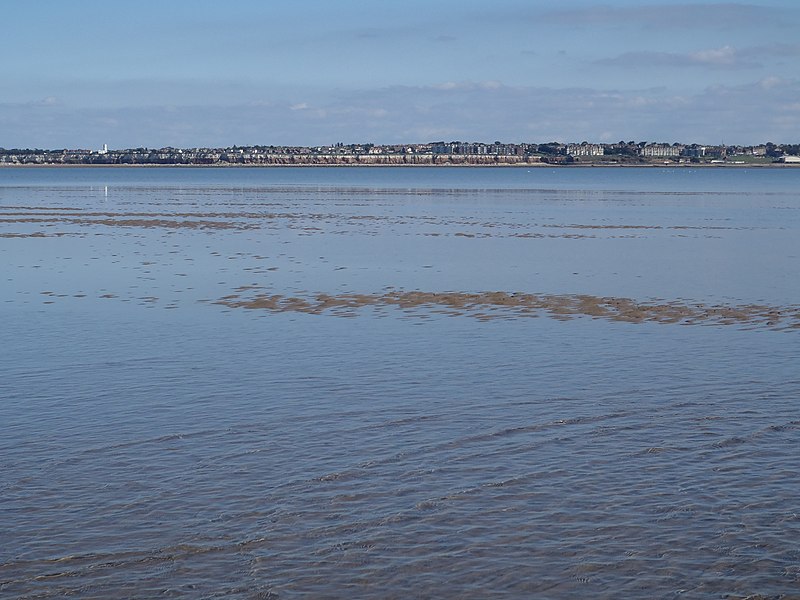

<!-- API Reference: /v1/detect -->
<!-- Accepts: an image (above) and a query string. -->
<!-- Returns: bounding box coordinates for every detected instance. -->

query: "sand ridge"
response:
[213,288,800,330]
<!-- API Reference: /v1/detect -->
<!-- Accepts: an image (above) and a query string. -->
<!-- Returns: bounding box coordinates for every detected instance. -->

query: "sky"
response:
[2,0,800,148]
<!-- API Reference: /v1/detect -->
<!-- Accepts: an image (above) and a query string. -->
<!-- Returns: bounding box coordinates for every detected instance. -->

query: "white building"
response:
[640,144,682,158]
[566,144,604,157]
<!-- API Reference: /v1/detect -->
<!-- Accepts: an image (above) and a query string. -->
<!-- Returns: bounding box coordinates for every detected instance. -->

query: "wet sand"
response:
[2,185,798,328]
[0,204,764,240]
[213,287,800,330]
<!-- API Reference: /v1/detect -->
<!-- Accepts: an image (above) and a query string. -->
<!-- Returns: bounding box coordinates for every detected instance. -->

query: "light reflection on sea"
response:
[1,167,799,598]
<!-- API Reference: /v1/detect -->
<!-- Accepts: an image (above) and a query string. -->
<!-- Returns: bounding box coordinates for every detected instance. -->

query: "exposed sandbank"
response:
[213,288,800,330]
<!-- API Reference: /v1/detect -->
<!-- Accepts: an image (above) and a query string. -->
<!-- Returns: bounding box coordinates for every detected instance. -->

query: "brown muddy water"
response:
[1,167,799,599]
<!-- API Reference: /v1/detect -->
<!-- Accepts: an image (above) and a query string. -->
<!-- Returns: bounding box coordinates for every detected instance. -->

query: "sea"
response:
[1,166,799,599]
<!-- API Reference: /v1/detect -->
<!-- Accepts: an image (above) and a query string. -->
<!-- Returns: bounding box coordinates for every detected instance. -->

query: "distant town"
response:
[2,141,800,166]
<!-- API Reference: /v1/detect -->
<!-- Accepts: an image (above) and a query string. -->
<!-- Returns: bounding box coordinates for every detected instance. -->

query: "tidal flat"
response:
[1,166,799,598]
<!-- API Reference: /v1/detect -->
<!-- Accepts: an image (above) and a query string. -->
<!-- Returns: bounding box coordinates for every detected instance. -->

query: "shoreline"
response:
[1,161,797,169]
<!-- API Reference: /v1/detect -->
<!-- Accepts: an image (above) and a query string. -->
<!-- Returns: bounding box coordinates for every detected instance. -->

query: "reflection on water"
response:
[1,167,799,598]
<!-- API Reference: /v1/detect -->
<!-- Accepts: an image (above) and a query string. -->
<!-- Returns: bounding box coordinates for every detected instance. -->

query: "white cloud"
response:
[3,78,799,148]
[541,3,793,30]
[598,46,752,69]
[690,46,737,66]
[598,43,800,71]
[759,76,786,90]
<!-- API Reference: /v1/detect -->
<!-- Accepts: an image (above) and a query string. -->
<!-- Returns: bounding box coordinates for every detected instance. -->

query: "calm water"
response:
[1,167,799,598]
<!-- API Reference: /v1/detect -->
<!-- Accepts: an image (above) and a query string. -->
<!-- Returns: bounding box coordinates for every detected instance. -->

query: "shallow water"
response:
[1,167,799,598]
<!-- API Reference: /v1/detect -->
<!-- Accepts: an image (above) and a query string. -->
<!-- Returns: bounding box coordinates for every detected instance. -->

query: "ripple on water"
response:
[2,168,800,598]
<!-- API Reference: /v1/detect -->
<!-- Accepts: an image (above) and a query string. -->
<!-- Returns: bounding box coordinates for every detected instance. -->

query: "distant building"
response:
[682,146,706,158]
[432,142,486,155]
[640,144,682,158]
[780,155,800,163]
[702,146,726,159]
[565,143,604,157]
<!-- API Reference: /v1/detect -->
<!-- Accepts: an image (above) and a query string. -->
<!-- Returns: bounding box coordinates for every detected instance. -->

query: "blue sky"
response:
[3,0,800,148]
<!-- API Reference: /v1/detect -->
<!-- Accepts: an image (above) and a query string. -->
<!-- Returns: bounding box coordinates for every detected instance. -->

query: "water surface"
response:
[1,167,799,598]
